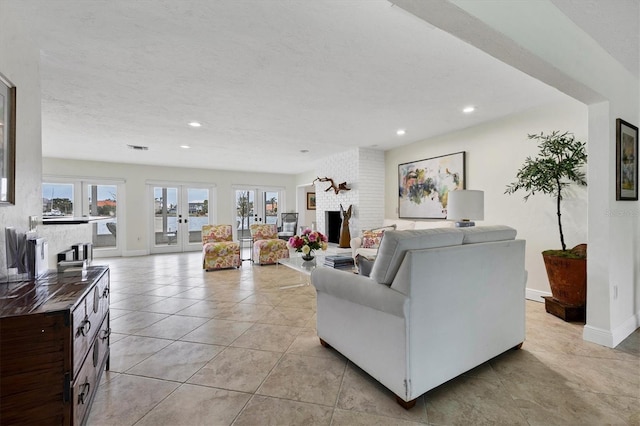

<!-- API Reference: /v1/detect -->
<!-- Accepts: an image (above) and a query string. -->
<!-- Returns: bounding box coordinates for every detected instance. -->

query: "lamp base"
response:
[455,221,475,228]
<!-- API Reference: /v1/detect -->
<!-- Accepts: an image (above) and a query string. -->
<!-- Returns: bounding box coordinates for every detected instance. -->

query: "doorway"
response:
[149,183,214,254]
[233,186,283,239]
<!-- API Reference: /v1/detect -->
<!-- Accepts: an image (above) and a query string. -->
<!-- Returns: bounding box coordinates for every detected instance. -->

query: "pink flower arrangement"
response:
[287,228,328,255]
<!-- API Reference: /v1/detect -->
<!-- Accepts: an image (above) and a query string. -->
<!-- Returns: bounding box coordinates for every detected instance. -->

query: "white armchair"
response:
[312,226,527,408]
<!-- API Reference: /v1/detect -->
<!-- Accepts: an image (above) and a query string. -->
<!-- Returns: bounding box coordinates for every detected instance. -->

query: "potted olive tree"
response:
[505,130,587,321]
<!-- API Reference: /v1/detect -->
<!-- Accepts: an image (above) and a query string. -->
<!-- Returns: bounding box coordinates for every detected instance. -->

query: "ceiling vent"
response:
[127,144,149,151]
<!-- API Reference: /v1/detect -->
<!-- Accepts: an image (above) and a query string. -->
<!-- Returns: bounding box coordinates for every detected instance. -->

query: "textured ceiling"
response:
[10,0,626,174]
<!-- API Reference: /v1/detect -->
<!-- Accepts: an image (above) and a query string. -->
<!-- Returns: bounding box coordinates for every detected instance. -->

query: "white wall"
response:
[385,100,588,298]
[0,3,43,275]
[42,158,297,256]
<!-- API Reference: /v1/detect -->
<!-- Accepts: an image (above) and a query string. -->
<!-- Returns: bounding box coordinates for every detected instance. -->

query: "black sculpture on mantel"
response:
[339,204,352,248]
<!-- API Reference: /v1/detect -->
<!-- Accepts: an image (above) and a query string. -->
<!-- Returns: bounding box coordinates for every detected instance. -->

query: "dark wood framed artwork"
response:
[398,151,465,219]
[0,71,16,205]
[616,118,638,201]
[307,192,316,210]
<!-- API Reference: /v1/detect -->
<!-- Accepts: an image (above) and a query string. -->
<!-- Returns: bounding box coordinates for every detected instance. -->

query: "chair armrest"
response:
[311,268,408,318]
[350,237,362,249]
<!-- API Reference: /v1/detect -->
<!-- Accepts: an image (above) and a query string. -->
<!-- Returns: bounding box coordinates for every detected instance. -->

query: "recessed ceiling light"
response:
[180,145,190,149]
[396,129,406,136]
[463,106,476,113]
[188,121,201,127]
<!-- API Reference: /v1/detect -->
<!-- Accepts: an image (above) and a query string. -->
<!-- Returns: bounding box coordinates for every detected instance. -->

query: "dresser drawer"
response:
[71,274,110,377]
[72,321,109,426]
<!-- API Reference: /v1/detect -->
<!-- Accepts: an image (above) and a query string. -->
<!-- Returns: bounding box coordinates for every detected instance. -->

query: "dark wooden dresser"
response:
[0,266,110,425]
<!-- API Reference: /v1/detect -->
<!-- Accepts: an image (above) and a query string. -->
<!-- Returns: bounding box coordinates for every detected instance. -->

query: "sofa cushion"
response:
[460,225,517,244]
[370,228,464,286]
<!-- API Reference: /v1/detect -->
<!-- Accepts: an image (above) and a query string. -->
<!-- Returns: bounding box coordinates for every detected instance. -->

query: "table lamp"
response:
[447,190,484,227]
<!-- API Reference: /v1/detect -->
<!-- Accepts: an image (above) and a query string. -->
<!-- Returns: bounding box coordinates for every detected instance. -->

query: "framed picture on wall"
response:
[307,192,316,210]
[0,71,16,205]
[616,118,638,201]
[398,151,465,219]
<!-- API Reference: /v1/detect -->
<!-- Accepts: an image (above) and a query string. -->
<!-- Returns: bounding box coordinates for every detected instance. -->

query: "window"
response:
[42,182,74,217]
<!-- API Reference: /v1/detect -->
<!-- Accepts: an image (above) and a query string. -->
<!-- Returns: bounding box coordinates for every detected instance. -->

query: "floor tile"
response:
[87,374,179,425]
[110,311,169,334]
[180,318,253,345]
[337,363,427,423]
[331,408,426,426]
[230,323,301,352]
[174,299,237,318]
[258,353,346,406]
[188,346,281,392]
[134,384,251,426]
[126,340,223,381]
[234,395,333,426]
[139,297,199,314]
[134,314,210,339]
[108,335,173,372]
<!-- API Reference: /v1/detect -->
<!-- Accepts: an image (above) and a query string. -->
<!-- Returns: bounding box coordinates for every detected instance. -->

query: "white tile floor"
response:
[87,252,639,425]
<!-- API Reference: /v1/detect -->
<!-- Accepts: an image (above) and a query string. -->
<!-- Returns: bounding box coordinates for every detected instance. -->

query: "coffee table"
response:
[277,255,355,289]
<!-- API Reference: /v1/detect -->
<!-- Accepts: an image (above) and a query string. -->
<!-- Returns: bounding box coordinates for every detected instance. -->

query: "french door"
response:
[233,186,283,239]
[149,183,214,254]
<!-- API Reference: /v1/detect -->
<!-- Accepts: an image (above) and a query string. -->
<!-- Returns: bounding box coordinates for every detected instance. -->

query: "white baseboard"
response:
[122,250,148,257]
[525,288,551,302]
[584,310,640,348]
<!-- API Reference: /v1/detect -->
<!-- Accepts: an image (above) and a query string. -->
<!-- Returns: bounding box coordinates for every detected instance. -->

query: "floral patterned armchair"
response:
[202,225,241,271]
[250,224,290,265]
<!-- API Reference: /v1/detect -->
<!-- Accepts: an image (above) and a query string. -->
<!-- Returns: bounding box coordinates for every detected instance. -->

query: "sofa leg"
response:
[319,338,331,348]
[513,342,523,350]
[395,396,417,410]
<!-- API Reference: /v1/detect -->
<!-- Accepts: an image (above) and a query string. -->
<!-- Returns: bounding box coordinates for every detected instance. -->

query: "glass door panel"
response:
[263,191,279,226]
[187,188,209,245]
[153,186,179,247]
[235,189,255,239]
[87,184,118,250]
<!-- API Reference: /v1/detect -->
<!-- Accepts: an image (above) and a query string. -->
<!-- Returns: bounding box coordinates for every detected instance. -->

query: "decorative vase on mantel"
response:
[302,252,315,261]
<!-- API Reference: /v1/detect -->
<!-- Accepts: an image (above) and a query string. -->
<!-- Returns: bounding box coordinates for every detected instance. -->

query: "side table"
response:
[239,238,253,261]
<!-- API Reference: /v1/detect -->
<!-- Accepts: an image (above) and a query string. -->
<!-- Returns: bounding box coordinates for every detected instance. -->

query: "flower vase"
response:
[301,253,315,261]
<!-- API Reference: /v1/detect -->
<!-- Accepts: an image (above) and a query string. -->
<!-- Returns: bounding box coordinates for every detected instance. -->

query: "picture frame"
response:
[616,118,638,201]
[0,72,16,205]
[398,151,465,219]
[306,192,316,210]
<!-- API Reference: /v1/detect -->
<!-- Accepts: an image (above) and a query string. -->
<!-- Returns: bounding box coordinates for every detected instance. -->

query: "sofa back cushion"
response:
[460,225,517,244]
[370,228,464,286]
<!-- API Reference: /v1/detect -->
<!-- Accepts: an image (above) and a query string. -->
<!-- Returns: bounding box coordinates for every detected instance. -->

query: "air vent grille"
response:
[127,144,149,151]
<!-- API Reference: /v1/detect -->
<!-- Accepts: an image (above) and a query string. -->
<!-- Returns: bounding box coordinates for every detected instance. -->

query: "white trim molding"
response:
[584,311,640,348]
[526,287,551,302]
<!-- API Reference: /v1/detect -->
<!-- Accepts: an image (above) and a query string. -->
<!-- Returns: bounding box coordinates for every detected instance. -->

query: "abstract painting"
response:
[398,152,465,219]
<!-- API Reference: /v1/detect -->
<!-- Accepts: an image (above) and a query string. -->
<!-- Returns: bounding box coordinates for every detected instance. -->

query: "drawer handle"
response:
[78,379,91,405]
[100,328,112,341]
[102,287,110,298]
[78,317,91,336]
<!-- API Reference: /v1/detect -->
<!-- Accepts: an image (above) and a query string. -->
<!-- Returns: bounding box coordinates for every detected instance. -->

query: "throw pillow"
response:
[356,254,376,277]
[361,229,385,249]
[283,222,296,233]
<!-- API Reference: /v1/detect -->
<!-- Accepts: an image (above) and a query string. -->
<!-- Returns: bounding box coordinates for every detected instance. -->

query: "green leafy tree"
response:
[505,131,587,251]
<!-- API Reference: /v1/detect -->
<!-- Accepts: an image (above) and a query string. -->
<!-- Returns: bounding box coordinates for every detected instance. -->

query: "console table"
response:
[0,266,110,425]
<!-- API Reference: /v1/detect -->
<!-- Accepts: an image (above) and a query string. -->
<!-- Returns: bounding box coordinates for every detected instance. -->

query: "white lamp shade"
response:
[447,190,484,221]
